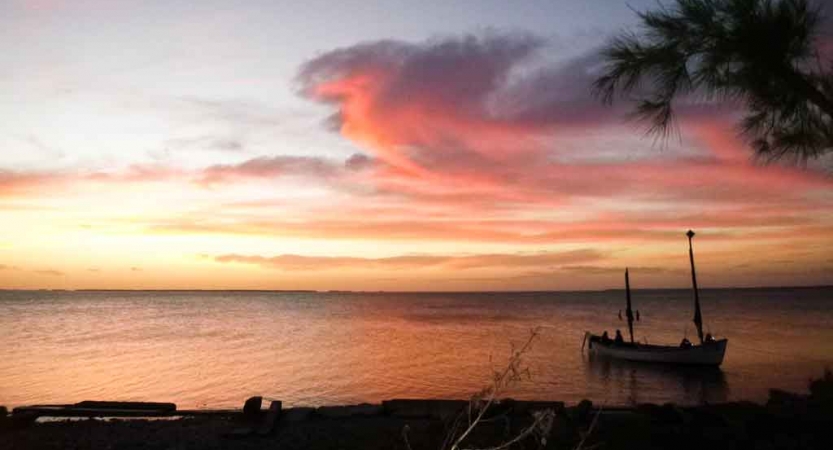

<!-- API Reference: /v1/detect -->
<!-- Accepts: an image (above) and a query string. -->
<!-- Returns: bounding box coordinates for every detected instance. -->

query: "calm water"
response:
[1,287,832,409]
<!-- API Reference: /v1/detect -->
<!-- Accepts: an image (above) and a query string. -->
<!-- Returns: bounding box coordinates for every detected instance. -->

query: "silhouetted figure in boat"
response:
[705,333,715,344]
[680,338,692,349]
[614,329,624,345]
[601,331,610,343]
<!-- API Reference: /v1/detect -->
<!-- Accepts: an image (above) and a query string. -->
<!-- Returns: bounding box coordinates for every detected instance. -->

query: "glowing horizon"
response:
[1,1,832,291]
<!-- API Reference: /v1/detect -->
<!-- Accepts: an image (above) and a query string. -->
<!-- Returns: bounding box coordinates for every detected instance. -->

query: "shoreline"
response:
[4,379,833,450]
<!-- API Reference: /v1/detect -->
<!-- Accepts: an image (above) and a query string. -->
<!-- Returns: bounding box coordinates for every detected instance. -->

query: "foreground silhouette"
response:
[595,0,833,161]
[2,372,832,449]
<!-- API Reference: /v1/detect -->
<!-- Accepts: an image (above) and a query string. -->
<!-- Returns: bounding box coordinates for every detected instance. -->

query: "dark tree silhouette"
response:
[594,0,833,161]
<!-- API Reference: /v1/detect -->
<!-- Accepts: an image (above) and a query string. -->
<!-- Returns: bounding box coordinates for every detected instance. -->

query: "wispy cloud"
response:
[85,164,183,183]
[559,265,685,276]
[198,155,346,185]
[0,170,60,196]
[214,249,604,271]
[34,269,65,277]
[164,135,245,153]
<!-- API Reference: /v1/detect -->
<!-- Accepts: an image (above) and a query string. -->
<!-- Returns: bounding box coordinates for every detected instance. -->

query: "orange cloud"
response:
[558,265,685,276]
[0,170,61,196]
[214,249,604,271]
[33,269,65,277]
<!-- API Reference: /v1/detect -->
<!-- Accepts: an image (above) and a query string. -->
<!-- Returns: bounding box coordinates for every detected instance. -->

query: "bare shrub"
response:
[440,327,555,450]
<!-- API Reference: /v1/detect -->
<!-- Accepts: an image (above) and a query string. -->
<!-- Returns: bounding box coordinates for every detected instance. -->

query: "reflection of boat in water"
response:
[585,351,729,405]
[583,230,728,367]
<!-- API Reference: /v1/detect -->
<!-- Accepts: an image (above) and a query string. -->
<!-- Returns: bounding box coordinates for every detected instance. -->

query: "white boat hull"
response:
[585,333,727,366]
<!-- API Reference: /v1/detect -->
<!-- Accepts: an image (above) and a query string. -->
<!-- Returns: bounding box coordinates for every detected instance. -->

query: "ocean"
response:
[1,287,831,409]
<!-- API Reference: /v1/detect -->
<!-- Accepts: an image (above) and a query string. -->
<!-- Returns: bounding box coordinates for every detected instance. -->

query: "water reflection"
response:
[3,288,831,409]
[584,353,729,405]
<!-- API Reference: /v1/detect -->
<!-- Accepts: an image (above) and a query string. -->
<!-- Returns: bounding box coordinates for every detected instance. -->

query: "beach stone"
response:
[549,411,573,444]
[382,399,467,420]
[225,426,254,438]
[316,403,382,418]
[75,401,176,412]
[257,401,282,436]
[243,396,262,419]
[283,407,315,422]
[510,400,566,416]
[809,370,833,400]
[768,388,805,405]
[315,405,348,418]
[6,411,38,430]
[644,403,687,426]
[571,399,593,422]
[767,389,809,416]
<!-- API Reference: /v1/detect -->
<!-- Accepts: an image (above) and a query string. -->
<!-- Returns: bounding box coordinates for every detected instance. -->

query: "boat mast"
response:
[625,268,635,343]
[687,230,704,344]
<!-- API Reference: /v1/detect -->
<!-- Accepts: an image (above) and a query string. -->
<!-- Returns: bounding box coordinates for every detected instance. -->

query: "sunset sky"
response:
[1,0,832,291]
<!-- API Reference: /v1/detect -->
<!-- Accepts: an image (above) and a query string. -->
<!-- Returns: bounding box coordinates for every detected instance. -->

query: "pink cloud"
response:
[295,33,832,228]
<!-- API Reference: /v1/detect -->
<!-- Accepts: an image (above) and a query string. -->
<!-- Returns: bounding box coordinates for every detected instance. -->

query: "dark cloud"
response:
[378,34,543,113]
[345,153,374,171]
[296,32,733,139]
[197,152,378,185]
[297,33,562,131]
[198,156,341,185]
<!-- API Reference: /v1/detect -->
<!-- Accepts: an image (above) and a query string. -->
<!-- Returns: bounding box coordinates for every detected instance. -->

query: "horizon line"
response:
[0,284,830,294]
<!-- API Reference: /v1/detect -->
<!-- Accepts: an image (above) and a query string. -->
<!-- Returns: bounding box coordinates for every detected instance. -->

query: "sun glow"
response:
[1,16,831,291]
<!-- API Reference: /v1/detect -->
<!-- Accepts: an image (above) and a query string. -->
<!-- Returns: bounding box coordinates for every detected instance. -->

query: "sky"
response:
[1,0,832,291]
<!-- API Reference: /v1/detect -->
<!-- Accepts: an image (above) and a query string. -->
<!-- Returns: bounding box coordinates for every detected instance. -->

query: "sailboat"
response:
[582,230,728,366]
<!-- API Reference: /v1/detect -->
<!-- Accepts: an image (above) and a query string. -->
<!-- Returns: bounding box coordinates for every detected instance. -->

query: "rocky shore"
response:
[2,373,832,450]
